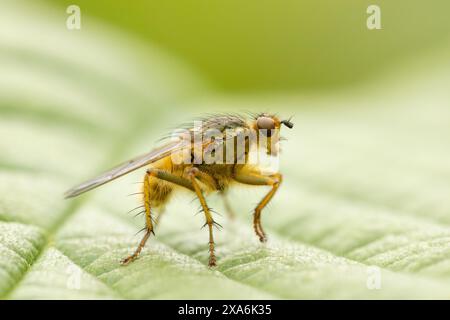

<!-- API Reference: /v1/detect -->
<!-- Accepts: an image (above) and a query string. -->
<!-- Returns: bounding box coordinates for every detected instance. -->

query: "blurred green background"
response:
[1,0,450,299]
[47,0,450,92]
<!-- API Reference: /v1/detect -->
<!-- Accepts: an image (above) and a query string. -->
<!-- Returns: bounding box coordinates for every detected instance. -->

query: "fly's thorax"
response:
[169,126,281,173]
[168,115,283,171]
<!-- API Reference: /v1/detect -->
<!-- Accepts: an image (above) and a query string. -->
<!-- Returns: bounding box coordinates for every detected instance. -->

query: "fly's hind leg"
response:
[121,168,194,265]
[187,167,219,267]
[121,169,156,265]
[233,170,282,243]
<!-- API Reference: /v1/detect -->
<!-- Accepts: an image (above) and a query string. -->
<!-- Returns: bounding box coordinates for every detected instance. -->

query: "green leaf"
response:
[1,2,450,299]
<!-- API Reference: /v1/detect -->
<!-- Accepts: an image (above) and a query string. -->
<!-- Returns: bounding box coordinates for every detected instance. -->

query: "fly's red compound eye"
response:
[256,116,275,130]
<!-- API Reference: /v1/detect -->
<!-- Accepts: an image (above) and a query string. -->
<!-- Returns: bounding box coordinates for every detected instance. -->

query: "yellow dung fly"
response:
[65,113,294,267]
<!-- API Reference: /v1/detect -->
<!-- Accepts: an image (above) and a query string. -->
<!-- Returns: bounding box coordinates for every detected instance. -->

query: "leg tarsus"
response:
[253,211,267,243]
[208,241,217,267]
[121,228,152,265]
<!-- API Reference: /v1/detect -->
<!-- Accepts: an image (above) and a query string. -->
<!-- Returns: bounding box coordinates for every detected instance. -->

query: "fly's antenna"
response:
[281,116,294,129]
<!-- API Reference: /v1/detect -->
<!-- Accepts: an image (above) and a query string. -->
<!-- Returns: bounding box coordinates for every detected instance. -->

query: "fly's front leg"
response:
[233,171,282,242]
[187,167,218,267]
[254,173,281,242]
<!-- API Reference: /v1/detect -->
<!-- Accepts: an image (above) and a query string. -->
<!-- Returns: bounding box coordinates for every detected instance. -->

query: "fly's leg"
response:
[187,167,218,267]
[121,168,194,265]
[121,170,155,265]
[254,173,281,242]
[233,171,282,242]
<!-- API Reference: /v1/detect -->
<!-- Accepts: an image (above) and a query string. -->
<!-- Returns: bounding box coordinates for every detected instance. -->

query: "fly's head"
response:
[252,113,294,156]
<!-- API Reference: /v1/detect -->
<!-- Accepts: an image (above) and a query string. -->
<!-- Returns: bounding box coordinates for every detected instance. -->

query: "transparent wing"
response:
[64,138,190,198]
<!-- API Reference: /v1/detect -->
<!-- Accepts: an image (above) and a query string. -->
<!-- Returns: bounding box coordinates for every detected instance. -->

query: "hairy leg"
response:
[187,167,219,267]
[233,170,282,242]
[121,168,194,265]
